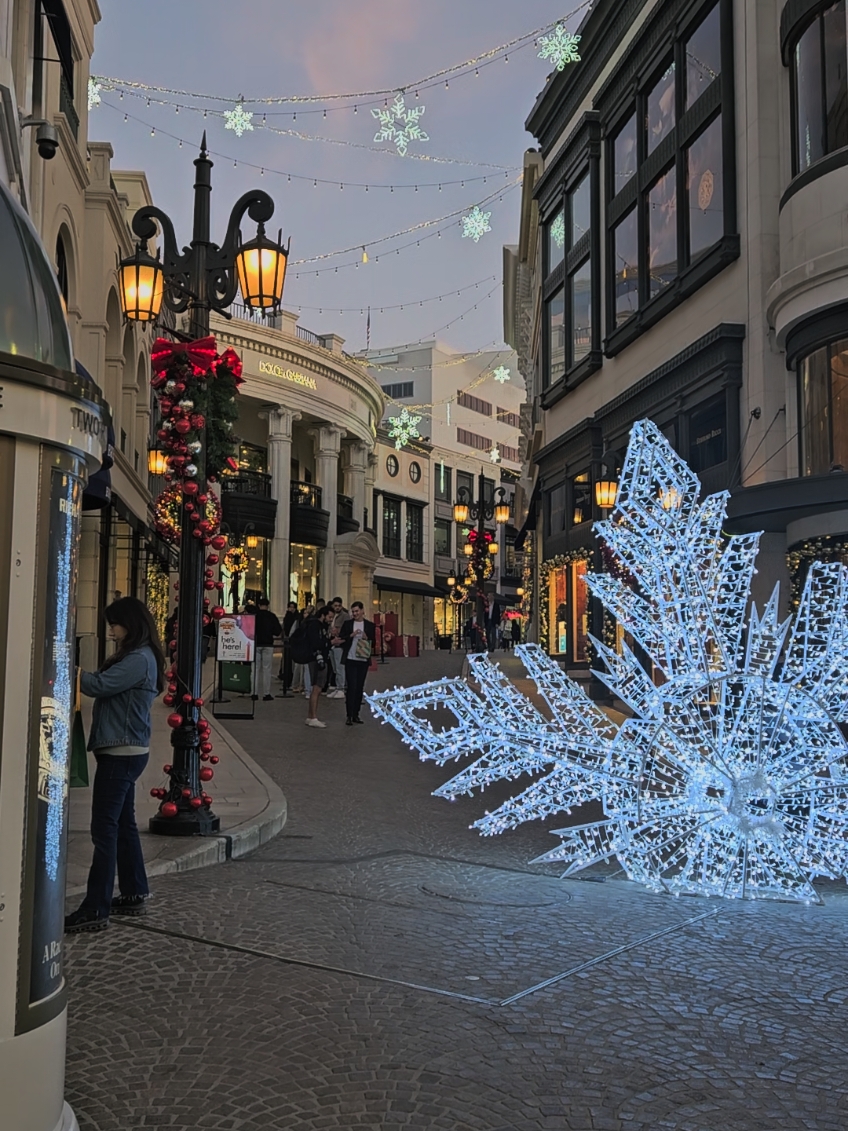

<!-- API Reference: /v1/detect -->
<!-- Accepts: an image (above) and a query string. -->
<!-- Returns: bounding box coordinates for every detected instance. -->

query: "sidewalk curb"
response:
[66,714,286,896]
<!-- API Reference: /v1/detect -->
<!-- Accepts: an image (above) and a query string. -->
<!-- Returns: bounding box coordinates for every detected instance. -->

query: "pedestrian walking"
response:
[252,596,282,701]
[292,605,334,727]
[279,601,299,687]
[328,596,349,699]
[500,614,512,650]
[511,617,521,648]
[65,597,166,934]
[338,601,376,725]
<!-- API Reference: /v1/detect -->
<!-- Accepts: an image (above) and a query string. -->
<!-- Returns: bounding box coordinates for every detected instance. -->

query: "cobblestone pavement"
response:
[65,652,848,1131]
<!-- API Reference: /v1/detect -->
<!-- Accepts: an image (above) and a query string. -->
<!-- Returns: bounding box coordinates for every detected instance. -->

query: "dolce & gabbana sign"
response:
[258,361,318,390]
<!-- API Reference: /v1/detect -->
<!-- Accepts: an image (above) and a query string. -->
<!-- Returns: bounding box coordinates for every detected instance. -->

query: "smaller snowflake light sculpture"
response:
[370,420,848,904]
[492,365,511,384]
[537,25,582,71]
[489,444,501,464]
[462,206,492,243]
[372,95,429,157]
[387,408,422,450]
[88,77,102,111]
[224,100,254,137]
[551,213,566,250]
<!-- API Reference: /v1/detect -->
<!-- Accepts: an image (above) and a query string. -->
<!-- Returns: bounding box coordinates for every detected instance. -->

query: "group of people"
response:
[250,596,376,729]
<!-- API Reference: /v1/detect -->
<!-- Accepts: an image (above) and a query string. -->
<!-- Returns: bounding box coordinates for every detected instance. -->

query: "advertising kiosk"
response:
[0,181,108,1131]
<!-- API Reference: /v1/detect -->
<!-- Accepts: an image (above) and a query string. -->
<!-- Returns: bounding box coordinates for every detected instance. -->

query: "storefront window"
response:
[547,560,589,660]
[687,115,724,258]
[572,561,589,662]
[791,2,848,174]
[406,503,424,562]
[688,395,727,472]
[382,497,402,558]
[290,544,322,606]
[799,338,848,475]
[548,566,568,655]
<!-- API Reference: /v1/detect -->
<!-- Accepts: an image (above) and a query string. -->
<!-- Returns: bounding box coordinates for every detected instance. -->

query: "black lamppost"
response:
[453,472,509,651]
[118,136,289,836]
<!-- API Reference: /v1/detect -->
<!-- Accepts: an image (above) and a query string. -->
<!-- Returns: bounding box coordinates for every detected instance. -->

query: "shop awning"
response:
[374,576,446,598]
[514,479,540,551]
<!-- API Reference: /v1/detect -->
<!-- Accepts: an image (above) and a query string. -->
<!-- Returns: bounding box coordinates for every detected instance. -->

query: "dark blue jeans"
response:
[82,752,150,918]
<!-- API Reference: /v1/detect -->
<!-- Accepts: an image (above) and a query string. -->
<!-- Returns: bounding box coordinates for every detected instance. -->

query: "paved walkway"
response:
[64,651,848,1131]
[66,677,287,896]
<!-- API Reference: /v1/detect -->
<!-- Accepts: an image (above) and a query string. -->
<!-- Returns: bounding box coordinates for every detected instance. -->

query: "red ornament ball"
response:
[211,535,227,550]
[174,418,191,435]
[200,742,213,754]
[199,767,214,782]
[183,480,199,496]
[163,694,175,707]
[160,802,179,818]
[149,788,160,798]
[182,693,193,703]
[204,579,216,590]
[200,752,210,762]
[209,755,219,765]
[189,797,203,809]
[166,712,183,729]
[163,764,172,774]
[211,606,225,619]
[181,787,192,799]
[206,554,219,566]
[195,697,204,707]
[192,529,204,539]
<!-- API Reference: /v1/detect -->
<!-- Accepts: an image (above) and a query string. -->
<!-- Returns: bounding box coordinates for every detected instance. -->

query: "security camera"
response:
[35,123,58,160]
[19,116,59,160]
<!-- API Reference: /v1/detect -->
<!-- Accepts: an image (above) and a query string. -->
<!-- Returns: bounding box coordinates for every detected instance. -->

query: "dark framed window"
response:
[386,454,399,477]
[570,471,592,526]
[435,463,452,501]
[798,337,848,475]
[547,482,566,535]
[457,427,492,452]
[381,381,414,398]
[434,518,452,556]
[497,407,520,427]
[539,115,602,394]
[687,394,727,472]
[457,392,492,416]
[604,0,736,354]
[406,503,424,562]
[409,460,421,483]
[382,498,401,558]
[789,2,848,175]
[456,470,474,498]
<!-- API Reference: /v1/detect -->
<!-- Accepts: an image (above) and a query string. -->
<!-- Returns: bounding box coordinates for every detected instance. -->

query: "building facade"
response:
[505,0,848,674]
[206,308,384,617]
[364,341,526,645]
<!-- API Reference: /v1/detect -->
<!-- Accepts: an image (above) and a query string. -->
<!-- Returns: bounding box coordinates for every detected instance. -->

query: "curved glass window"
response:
[792,1,848,174]
[799,338,848,475]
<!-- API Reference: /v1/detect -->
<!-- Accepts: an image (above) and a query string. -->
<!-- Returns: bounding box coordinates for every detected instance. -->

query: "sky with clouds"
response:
[91,1,582,353]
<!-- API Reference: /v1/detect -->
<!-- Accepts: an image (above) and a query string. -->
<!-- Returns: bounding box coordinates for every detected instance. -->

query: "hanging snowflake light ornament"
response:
[371,94,429,157]
[551,213,566,250]
[462,206,492,243]
[492,365,511,384]
[489,444,501,464]
[224,99,254,137]
[370,420,848,905]
[88,77,102,111]
[537,24,582,71]
[387,408,422,450]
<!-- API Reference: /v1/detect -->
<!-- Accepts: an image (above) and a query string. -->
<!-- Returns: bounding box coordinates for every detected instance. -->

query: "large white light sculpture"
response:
[368,420,848,903]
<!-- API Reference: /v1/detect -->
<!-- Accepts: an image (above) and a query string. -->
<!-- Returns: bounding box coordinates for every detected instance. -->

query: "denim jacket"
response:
[80,646,159,751]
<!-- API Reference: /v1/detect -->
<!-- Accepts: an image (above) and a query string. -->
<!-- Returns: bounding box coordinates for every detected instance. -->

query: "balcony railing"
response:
[229,302,283,329]
[337,493,359,536]
[221,471,272,498]
[291,480,322,509]
[59,75,79,139]
[296,324,321,346]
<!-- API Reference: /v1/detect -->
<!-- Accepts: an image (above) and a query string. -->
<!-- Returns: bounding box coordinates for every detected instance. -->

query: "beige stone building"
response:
[505,0,848,672]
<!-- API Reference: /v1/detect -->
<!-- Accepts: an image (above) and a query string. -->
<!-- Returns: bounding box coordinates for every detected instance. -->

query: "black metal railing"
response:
[296,324,320,346]
[221,471,272,498]
[337,494,354,520]
[59,75,79,139]
[291,480,323,508]
[229,301,283,329]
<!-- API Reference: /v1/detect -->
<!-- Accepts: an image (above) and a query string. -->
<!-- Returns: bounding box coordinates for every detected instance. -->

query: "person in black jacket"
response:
[338,601,377,725]
[252,597,283,701]
[296,606,333,728]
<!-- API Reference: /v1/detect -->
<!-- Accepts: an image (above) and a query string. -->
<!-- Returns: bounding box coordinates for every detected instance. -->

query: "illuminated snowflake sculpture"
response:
[387,407,422,450]
[461,206,492,242]
[492,365,511,384]
[224,100,254,137]
[537,25,582,71]
[372,95,429,157]
[369,420,848,904]
[88,77,102,111]
[551,212,566,250]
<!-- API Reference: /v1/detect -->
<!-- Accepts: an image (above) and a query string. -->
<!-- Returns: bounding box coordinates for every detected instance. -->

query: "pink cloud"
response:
[300,0,424,95]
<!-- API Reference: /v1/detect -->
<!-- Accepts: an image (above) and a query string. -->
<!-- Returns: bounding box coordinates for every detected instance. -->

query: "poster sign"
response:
[30,469,82,1007]
[216,614,255,662]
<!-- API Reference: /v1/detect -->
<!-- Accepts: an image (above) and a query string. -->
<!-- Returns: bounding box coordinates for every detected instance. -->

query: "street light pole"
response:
[453,472,509,652]
[119,136,289,836]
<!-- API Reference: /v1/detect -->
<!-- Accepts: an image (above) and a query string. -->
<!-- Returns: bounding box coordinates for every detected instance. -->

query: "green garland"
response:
[539,551,594,659]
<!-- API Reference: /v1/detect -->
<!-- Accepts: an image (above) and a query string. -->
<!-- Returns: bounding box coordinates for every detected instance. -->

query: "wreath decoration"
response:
[154,484,222,546]
[223,546,250,574]
[448,584,469,605]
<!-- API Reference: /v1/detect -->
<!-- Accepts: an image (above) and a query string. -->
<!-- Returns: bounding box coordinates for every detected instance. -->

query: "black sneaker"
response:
[263,694,274,701]
[345,717,353,726]
[251,694,259,701]
[65,908,109,934]
[353,716,364,724]
[111,895,148,917]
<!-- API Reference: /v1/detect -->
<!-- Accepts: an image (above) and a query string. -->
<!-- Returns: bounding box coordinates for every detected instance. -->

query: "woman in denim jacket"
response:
[65,597,166,934]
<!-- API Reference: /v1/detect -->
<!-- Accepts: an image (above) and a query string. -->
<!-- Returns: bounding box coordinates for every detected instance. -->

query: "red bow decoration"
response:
[216,347,244,385]
[151,336,218,376]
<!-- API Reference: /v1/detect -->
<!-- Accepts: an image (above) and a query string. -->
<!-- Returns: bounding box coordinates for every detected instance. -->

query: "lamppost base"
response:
[148,808,221,836]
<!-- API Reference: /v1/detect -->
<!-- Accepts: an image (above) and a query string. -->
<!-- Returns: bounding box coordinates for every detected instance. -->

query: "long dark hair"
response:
[102,597,167,692]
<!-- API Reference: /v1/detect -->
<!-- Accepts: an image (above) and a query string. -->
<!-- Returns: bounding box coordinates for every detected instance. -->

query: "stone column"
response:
[365,452,378,533]
[267,406,300,610]
[309,425,342,600]
[341,440,369,530]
